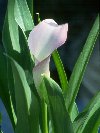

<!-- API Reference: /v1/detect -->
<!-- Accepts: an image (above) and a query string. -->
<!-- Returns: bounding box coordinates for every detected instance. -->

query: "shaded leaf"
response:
[18,28,34,72]
[2,10,18,127]
[43,75,74,133]
[0,49,16,128]
[26,0,33,17]
[10,58,39,133]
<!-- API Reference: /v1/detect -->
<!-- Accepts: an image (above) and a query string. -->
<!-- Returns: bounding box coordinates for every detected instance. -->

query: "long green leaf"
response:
[3,0,20,54]
[18,28,34,72]
[52,50,68,95]
[26,0,33,17]
[73,91,100,133]
[66,15,99,113]
[43,75,74,133]
[2,0,21,111]
[2,3,19,127]
[13,0,35,70]
[8,0,20,53]
[0,49,16,128]
[14,0,34,31]
[2,0,34,130]
[52,50,79,121]
[70,102,79,122]
[10,58,39,133]
[2,0,34,120]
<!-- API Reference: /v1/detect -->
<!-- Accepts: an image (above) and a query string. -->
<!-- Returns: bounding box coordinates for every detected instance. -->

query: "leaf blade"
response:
[10,58,39,133]
[14,0,34,31]
[43,76,74,133]
[8,0,20,53]
[66,15,99,113]
[0,49,16,128]
[52,50,68,95]
[73,91,100,133]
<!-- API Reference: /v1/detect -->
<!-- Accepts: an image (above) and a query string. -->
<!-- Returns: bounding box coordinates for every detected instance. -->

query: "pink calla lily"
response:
[28,19,68,88]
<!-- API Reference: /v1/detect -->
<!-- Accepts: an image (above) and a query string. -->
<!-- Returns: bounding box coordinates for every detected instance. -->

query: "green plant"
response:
[0,0,99,133]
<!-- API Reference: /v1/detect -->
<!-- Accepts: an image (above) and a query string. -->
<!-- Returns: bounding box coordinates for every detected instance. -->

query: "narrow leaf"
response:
[14,0,34,31]
[52,50,68,95]
[2,11,18,127]
[73,91,100,133]
[18,28,34,72]
[66,15,99,113]
[52,50,79,121]
[0,49,16,128]
[70,102,79,122]
[8,0,20,52]
[26,0,33,17]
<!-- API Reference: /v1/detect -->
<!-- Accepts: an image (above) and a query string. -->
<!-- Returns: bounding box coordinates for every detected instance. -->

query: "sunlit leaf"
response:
[14,0,34,31]
[52,50,68,95]
[52,50,79,121]
[8,0,20,53]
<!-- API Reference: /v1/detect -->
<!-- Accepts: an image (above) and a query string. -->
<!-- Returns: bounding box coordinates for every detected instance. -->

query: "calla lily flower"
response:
[28,19,68,88]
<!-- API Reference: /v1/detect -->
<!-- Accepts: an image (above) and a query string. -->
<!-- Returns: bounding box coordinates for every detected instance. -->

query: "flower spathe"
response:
[28,19,68,88]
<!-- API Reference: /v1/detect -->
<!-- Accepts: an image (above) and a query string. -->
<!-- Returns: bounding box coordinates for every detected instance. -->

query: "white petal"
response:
[28,19,68,63]
[33,56,50,89]
[44,19,58,26]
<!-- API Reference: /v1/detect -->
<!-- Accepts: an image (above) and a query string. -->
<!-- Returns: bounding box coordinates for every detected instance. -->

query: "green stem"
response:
[52,50,68,96]
[41,100,48,133]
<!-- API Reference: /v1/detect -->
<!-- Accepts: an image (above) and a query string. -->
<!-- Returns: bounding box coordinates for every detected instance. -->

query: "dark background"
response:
[0,0,99,71]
